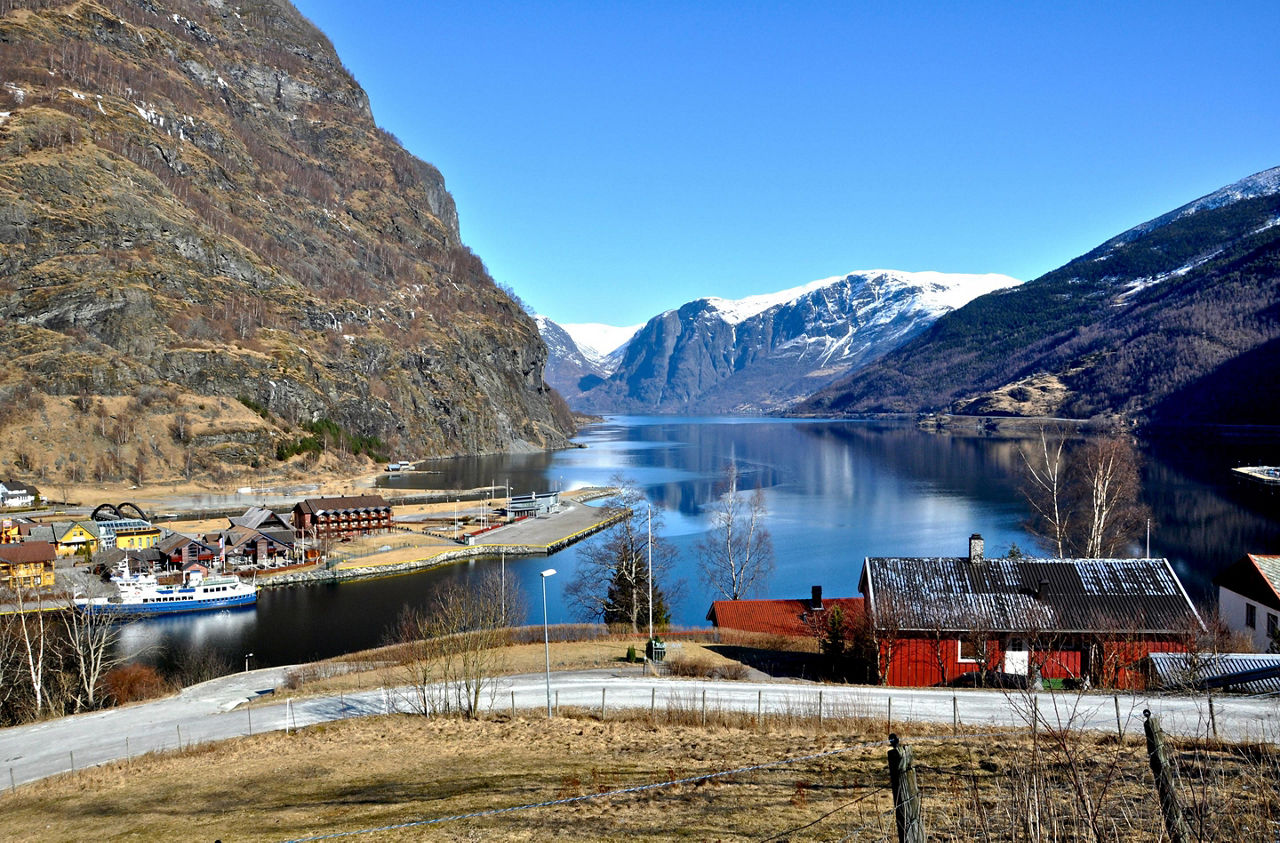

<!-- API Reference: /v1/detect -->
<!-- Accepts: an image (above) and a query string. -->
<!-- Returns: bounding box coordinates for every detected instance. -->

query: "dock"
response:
[1232,466,1280,490]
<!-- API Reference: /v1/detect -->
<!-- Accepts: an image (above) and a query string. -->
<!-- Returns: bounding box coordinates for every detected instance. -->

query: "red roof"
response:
[706,597,864,637]
[0,540,58,564]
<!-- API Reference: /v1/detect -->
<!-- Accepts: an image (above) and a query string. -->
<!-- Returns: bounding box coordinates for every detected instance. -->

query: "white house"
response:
[1215,554,1280,652]
[0,480,38,508]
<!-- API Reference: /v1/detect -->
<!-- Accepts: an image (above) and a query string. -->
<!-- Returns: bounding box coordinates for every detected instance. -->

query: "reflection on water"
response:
[117,417,1280,670]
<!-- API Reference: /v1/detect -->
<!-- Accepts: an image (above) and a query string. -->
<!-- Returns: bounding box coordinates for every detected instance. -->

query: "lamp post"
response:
[244,652,254,673]
[540,568,556,718]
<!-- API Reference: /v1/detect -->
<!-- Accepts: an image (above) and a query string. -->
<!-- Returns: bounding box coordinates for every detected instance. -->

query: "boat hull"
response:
[77,590,258,616]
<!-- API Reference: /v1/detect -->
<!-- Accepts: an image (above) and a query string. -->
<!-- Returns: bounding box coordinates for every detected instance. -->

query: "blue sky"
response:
[292,1,1279,327]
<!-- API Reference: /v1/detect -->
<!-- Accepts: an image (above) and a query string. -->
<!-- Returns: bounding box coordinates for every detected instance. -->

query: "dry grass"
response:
[2,705,1277,842]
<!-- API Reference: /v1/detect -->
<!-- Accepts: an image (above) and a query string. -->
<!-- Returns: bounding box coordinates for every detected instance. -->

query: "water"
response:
[117,417,1280,672]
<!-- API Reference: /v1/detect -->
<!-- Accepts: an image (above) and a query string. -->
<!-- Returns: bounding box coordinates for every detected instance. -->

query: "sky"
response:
[291,0,1280,327]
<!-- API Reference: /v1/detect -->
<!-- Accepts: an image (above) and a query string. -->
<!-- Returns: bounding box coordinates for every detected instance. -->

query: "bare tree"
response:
[60,593,128,710]
[396,572,522,718]
[12,587,48,716]
[1018,427,1070,557]
[565,475,675,633]
[1069,437,1148,558]
[695,462,774,601]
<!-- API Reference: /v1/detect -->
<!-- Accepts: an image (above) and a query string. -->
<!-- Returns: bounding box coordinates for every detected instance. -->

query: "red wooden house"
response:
[707,586,863,638]
[861,534,1203,689]
[292,495,393,540]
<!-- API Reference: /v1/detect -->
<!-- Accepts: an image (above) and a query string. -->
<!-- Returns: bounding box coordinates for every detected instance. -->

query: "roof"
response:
[293,495,391,515]
[1148,652,1280,695]
[706,597,864,637]
[229,506,291,531]
[861,555,1203,634]
[0,480,38,494]
[1215,554,1280,612]
[157,532,215,555]
[0,541,58,564]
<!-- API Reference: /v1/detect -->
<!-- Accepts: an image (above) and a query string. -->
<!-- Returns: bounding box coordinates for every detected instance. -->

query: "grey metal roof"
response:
[864,556,1202,634]
[1148,652,1280,695]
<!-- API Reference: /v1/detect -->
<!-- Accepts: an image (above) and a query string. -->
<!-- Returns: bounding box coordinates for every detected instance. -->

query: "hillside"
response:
[797,167,1280,424]
[0,0,573,483]
[568,270,1018,414]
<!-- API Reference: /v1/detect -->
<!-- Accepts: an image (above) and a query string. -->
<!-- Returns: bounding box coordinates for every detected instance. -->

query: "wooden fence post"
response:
[701,688,707,727]
[1144,710,1191,843]
[601,688,606,721]
[1114,695,1124,739]
[651,688,656,722]
[887,696,892,735]
[888,734,925,843]
[952,695,958,736]
[757,689,763,730]
[1207,696,1218,740]
[511,690,516,721]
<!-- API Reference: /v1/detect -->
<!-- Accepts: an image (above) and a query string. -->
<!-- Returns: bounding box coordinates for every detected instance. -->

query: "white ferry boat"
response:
[76,564,257,616]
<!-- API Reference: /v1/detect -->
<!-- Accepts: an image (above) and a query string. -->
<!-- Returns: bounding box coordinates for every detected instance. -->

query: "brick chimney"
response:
[968,533,984,563]
[810,585,823,611]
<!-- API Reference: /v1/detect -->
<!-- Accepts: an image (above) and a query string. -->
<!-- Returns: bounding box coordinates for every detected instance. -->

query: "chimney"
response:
[968,533,984,563]
[1036,578,1049,600]
[810,585,823,611]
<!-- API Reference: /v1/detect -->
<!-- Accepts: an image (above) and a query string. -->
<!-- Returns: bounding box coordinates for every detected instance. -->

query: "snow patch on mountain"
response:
[560,321,641,369]
[1113,165,1280,244]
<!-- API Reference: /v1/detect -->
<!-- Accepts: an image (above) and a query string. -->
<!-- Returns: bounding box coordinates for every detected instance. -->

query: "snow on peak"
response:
[558,321,642,365]
[700,269,1020,324]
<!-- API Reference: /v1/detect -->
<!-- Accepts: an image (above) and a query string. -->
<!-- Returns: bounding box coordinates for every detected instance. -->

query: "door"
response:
[1004,637,1029,676]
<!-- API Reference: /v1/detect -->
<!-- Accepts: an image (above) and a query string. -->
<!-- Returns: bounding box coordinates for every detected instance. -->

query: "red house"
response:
[707,586,863,638]
[861,534,1203,690]
[292,495,393,540]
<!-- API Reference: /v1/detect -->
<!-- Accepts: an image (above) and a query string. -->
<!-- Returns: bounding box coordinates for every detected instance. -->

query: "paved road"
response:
[3,668,1277,788]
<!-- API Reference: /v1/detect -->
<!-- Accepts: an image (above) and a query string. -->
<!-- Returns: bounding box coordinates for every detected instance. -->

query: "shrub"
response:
[103,663,168,704]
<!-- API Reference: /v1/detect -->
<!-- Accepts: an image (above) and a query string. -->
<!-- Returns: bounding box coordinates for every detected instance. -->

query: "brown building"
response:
[0,541,58,591]
[292,495,393,540]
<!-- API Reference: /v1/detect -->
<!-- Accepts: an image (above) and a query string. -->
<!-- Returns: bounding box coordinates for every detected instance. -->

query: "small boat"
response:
[76,563,257,616]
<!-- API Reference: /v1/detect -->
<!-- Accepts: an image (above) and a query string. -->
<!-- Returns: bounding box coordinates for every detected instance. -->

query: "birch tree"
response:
[1069,437,1147,558]
[695,462,775,601]
[1018,427,1070,557]
[60,593,127,710]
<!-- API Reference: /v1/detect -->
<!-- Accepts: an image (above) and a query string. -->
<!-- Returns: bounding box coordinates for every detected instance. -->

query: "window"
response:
[1268,613,1278,637]
[1246,603,1257,629]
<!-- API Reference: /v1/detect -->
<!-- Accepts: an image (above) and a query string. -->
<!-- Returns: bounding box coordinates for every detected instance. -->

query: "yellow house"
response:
[0,541,58,590]
[114,523,162,550]
[0,519,18,544]
[53,521,100,557]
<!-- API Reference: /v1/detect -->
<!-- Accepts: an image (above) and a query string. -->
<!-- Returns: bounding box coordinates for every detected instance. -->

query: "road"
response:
[2,667,1277,788]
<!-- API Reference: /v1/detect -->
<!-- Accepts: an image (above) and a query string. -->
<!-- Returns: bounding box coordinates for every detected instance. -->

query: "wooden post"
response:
[511,690,516,721]
[818,690,824,729]
[248,705,253,736]
[888,734,925,843]
[757,689,763,730]
[1207,696,1218,740]
[176,724,182,750]
[69,750,75,773]
[952,695,958,736]
[1144,710,1191,843]
[1032,694,1039,742]
[601,687,606,721]
[701,688,707,727]
[887,696,893,735]
[11,766,16,795]
[651,688,656,722]
[1114,695,1123,739]
[125,736,130,764]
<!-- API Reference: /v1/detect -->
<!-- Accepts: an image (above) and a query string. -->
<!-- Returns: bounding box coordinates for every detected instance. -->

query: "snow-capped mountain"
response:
[568,270,1020,414]
[797,165,1280,423]
[559,322,641,371]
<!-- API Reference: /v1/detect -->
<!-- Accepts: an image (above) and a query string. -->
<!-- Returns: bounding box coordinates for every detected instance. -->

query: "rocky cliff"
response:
[0,0,573,478]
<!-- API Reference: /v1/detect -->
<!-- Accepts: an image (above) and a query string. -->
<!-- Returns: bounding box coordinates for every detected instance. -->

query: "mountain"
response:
[560,322,640,371]
[0,0,573,479]
[797,166,1280,424]
[569,270,1020,414]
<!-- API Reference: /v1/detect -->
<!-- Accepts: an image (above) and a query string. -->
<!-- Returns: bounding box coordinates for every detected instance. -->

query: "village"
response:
[3,470,1279,694]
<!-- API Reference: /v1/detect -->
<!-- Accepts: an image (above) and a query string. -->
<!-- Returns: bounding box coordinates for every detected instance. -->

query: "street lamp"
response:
[244,652,254,673]
[540,568,556,718]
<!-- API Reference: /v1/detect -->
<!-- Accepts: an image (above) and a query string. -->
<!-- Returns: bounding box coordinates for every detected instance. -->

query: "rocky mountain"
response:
[566,270,1019,414]
[534,315,610,405]
[0,0,573,480]
[797,166,1280,424]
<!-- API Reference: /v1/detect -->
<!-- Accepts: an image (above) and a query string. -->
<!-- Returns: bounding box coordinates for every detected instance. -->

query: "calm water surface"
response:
[118,417,1280,671]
